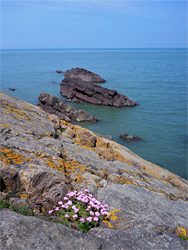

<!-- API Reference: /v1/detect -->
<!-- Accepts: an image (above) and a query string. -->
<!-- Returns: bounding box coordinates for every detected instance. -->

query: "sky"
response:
[0,0,187,49]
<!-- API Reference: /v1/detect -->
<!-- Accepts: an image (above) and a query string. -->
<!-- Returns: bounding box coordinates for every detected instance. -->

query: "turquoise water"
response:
[0,49,187,179]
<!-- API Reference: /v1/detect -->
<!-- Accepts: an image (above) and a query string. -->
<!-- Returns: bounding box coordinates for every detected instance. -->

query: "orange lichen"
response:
[0,147,24,165]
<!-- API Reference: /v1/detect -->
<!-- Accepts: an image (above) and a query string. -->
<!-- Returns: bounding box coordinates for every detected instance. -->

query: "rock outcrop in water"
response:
[120,133,142,142]
[60,76,138,107]
[38,92,98,123]
[64,67,106,83]
[0,91,187,249]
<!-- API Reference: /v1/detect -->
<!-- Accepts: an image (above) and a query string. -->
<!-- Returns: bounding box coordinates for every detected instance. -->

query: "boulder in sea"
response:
[56,70,63,74]
[9,88,16,91]
[38,92,98,123]
[60,76,138,107]
[64,67,105,83]
[119,133,142,142]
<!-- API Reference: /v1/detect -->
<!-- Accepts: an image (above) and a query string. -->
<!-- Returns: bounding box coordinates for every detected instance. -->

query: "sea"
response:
[0,48,187,179]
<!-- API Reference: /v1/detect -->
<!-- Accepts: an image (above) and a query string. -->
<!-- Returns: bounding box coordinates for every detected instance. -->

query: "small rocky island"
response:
[60,68,138,107]
[0,90,187,249]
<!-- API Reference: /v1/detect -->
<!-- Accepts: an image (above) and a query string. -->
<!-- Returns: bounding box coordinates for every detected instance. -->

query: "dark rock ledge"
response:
[60,76,138,107]
[37,92,98,123]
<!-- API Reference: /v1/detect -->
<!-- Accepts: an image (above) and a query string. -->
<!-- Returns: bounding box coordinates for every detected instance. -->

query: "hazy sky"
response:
[1,0,187,49]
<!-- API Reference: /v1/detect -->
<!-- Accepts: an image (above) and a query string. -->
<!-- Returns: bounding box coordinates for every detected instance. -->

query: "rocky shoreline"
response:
[0,90,188,249]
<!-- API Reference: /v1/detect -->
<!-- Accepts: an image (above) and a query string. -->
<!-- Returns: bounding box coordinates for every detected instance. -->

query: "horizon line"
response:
[0,47,187,50]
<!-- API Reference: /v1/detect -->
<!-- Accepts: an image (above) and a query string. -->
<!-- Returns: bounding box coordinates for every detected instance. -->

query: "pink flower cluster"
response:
[48,189,109,224]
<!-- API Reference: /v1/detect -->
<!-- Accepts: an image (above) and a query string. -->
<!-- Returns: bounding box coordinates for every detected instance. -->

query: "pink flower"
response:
[48,210,53,214]
[73,214,78,218]
[80,218,85,223]
[64,197,68,201]
[74,208,79,213]
[85,189,89,194]
[94,217,99,222]
[95,212,100,217]
[61,205,65,208]
[65,214,69,218]
[89,211,94,216]
[86,217,92,222]
[58,201,63,205]
[67,200,72,206]
[72,205,76,210]
[104,204,108,208]
[3,200,6,202]
[55,207,59,211]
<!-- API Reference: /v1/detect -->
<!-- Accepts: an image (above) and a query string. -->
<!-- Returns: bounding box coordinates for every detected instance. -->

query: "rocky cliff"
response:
[0,90,187,249]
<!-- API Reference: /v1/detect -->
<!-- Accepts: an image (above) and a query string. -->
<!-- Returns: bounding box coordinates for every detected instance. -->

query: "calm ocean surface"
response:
[0,49,187,179]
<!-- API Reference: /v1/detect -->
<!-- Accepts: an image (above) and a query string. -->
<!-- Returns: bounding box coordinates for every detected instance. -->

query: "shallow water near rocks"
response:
[1,48,187,179]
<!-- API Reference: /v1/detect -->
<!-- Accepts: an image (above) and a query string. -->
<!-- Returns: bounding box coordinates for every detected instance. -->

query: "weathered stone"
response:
[0,210,112,250]
[60,76,138,107]
[38,92,98,123]
[64,67,105,83]
[120,132,142,142]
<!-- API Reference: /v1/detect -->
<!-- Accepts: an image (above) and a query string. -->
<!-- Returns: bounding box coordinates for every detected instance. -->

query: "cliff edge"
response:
[0,90,187,249]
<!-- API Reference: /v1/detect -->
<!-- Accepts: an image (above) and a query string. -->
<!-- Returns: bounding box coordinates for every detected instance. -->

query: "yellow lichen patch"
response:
[1,124,9,128]
[103,209,122,228]
[19,193,27,198]
[0,147,24,165]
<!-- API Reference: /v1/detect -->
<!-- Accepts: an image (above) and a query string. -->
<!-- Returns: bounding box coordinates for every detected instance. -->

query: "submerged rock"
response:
[38,92,98,123]
[120,133,142,142]
[56,70,63,74]
[64,67,105,83]
[60,76,138,107]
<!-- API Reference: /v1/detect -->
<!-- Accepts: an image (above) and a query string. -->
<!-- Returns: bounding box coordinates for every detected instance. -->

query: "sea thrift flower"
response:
[55,207,59,211]
[85,189,89,194]
[67,200,72,206]
[80,218,85,223]
[94,217,99,222]
[58,201,63,205]
[89,211,94,216]
[65,214,69,218]
[73,214,78,218]
[64,197,68,201]
[72,205,76,210]
[86,217,92,222]
[74,208,79,213]
[95,212,100,217]
[49,210,53,215]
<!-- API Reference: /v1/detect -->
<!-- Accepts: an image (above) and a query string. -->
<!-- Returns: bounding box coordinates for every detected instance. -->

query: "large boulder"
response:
[64,67,105,83]
[60,77,138,107]
[38,92,98,123]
